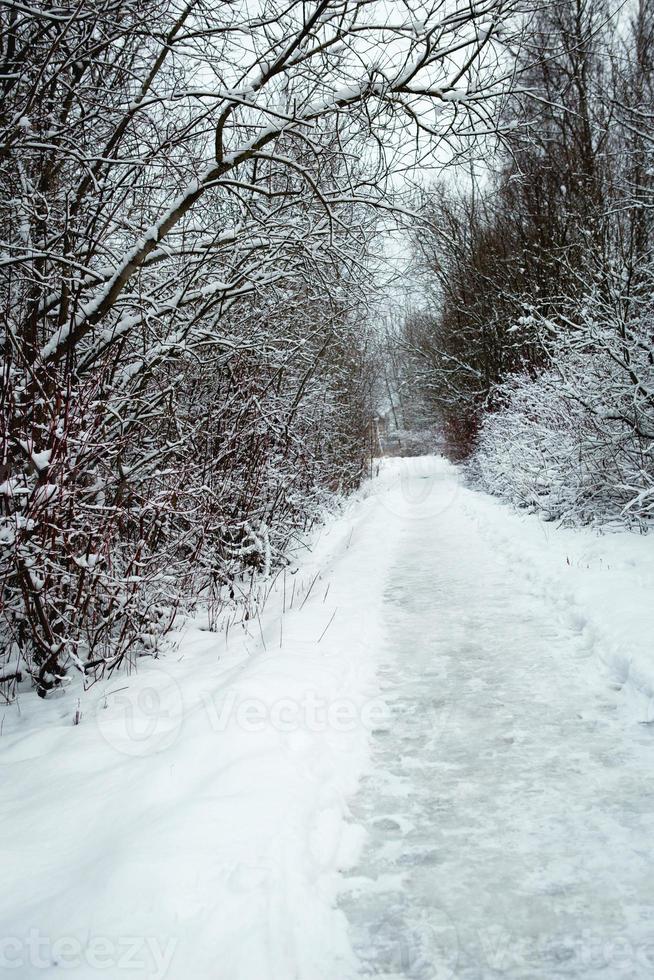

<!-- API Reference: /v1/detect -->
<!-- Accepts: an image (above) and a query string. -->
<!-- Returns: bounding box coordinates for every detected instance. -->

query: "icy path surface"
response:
[340,459,654,979]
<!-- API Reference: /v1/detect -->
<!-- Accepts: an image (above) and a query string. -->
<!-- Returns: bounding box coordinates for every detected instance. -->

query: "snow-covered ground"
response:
[2,457,654,978]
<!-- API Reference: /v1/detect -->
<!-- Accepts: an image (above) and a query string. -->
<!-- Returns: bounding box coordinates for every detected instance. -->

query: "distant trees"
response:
[399,0,654,523]
[1,0,519,697]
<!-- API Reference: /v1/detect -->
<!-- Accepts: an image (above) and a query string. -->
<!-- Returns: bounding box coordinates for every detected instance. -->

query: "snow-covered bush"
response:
[471,308,654,526]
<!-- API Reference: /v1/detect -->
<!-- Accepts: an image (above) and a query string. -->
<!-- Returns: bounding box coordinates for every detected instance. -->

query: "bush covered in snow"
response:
[471,338,654,526]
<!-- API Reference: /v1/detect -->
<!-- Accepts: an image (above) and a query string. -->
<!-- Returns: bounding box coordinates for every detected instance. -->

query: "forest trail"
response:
[2,458,654,979]
[340,459,654,979]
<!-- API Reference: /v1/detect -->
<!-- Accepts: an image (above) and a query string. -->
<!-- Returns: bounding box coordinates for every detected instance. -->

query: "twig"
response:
[299,571,321,611]
[318,608,337,643]
[256,606,267,651]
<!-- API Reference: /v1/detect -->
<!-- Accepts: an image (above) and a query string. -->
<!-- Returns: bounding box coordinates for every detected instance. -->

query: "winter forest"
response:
[2,0,653,696]
[2,1,654,978]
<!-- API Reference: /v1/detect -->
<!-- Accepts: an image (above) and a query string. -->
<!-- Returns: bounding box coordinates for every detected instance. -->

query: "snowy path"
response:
[340,461,654,979]
[2,457,654,978]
